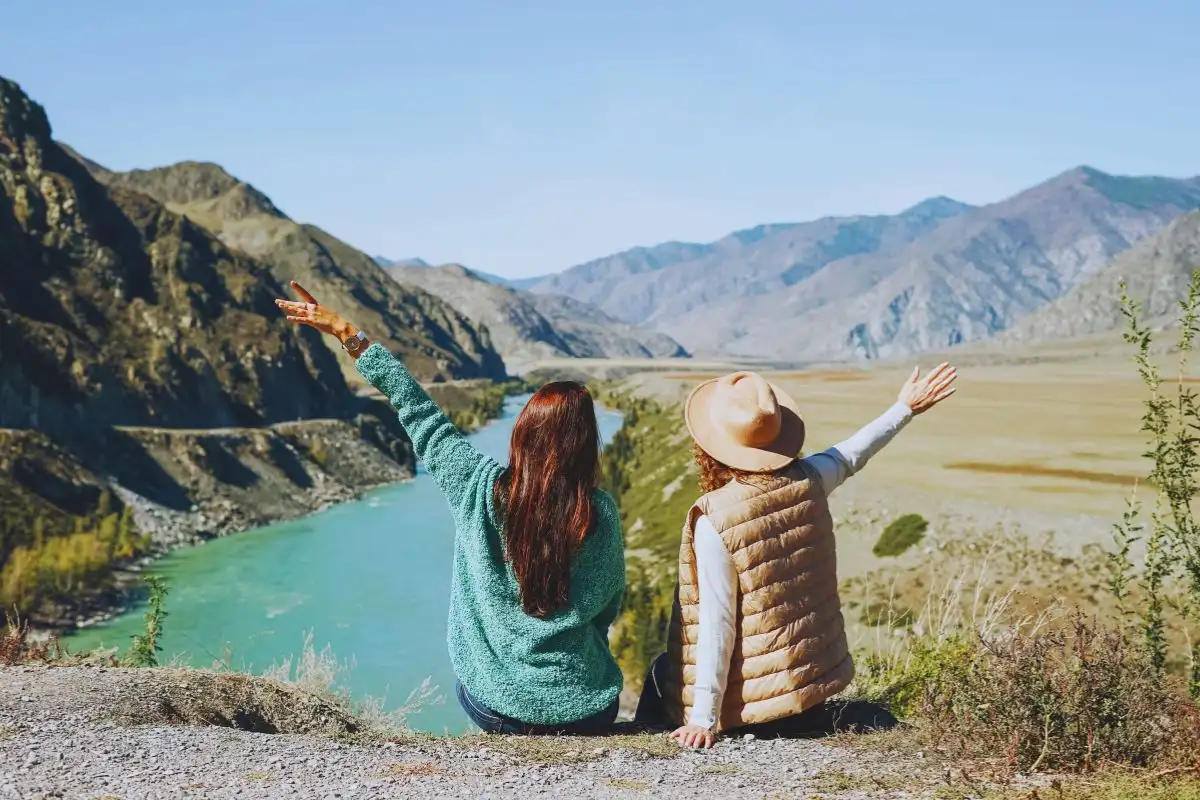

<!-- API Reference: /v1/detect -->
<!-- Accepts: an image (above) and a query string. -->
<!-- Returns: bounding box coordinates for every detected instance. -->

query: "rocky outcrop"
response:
[1000,210,1200,344]
[0,78,352,437]
[100,163,507,383]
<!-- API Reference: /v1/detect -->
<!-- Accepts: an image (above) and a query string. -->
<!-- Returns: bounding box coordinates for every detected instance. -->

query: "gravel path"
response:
[0,666,1002,800]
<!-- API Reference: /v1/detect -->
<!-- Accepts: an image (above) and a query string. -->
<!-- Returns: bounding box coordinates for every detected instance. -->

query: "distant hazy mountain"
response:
[99,165,506,382]
[534,170,1200,361]
[374,255,541,291]
[372,256,429,269]
[531,197,974,330]
[387,264,688,373]
[1002,210,1200,343]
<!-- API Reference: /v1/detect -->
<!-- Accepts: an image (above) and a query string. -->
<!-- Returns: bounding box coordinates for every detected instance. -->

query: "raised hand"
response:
[275,281,353,340]
[897,362,958,415]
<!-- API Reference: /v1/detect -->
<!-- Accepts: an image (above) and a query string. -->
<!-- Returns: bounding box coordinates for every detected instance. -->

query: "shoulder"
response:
[590,489,623,543]
[592,488,619,517]
[792,458,827,493]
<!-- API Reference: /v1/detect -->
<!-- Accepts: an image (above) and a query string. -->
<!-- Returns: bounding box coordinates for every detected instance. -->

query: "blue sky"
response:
[3,1,1198,278]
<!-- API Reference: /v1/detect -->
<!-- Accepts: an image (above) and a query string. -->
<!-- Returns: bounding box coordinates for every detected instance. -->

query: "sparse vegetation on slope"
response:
[595,392,694,684]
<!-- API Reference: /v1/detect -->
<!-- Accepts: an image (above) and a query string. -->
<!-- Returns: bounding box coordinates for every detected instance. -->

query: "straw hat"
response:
[685,371,805,472]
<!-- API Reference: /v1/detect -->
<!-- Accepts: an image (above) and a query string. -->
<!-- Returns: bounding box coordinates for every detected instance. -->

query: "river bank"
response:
[20,380,524,636]
[62,393,625,734]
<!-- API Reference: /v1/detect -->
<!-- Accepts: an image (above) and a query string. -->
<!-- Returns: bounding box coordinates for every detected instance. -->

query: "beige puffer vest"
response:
[662,461,854,730]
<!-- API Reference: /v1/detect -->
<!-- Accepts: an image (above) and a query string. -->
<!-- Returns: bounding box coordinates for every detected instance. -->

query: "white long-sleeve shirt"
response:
[688,401,913,730]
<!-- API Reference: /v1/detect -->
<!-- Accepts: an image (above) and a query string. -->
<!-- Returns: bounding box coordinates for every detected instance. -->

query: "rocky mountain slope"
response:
[535,170,1200,361]
[0,76,418,620]
[531,196,974,341]
[388,264,687,373]
[0,79,351,437]
[92,164,506,384]
[1001,210,1200,344]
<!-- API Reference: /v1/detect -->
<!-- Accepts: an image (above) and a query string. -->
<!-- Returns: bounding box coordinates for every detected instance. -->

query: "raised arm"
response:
[354,343,497,514]
[803,362,957,495]
[275,282,497,520]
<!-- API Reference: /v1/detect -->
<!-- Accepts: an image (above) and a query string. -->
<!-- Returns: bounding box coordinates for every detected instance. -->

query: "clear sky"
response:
[3,1,1198,278]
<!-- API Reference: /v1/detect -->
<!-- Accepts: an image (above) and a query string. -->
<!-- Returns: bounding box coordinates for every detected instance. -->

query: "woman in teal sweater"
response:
[276,282,625,734]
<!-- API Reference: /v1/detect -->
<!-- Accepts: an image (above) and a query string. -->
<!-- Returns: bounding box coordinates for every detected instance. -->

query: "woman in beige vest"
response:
[635,363,958,748]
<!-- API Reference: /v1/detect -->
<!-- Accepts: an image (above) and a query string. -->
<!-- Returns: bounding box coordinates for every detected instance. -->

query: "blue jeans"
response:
[456,680,619,735]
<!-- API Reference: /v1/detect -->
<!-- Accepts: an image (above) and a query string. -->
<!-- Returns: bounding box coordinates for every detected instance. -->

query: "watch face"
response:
[345,335,361,351]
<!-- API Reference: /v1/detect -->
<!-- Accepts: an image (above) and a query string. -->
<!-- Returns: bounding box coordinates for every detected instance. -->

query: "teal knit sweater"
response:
[355,344,626,725]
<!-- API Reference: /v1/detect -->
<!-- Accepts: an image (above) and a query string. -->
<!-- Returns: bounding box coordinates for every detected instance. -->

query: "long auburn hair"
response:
[498,381,600,617]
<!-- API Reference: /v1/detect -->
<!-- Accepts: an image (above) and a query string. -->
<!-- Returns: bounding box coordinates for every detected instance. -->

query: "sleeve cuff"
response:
[354,342,398,384]
[887,401,914,424]
[688,690,719,730]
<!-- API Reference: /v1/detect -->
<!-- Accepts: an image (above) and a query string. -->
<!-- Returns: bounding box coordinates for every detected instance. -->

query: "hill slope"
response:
[1002,210,1200,344]
[0,76,419,619]
[0,80,349,436]
[537,171,1200,361]
[388,264,688,372]
[98,164,506,383]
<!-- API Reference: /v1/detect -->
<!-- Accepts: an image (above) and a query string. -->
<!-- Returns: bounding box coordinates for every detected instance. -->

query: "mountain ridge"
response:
[387,264,688,373]
[96,162,507,383]
[533,167,1200,361]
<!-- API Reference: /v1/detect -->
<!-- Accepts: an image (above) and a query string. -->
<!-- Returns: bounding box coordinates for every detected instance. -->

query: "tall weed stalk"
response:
[1116,271,1200,694]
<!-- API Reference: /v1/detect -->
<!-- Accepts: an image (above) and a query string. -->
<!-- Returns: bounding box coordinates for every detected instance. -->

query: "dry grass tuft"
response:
[110,668,363,737]
[259,630,440,738]
[1,612,66,665]
[380,761,444,778]
[606,778,651,791]
[454,731,677,764]
[988,772,1200,799]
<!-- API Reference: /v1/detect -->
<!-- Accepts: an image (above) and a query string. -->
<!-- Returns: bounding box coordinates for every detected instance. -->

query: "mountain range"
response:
[388,264,687,373]
[527,171,1200,361]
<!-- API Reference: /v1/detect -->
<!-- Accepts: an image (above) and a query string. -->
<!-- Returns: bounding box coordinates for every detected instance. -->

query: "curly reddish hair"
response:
[693,443,780,493]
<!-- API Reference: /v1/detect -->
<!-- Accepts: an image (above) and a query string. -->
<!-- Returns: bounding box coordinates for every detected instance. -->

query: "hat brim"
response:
[685,377,806,473]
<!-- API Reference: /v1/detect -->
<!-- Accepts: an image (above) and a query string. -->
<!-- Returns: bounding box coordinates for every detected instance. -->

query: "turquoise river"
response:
[66,395,625,734]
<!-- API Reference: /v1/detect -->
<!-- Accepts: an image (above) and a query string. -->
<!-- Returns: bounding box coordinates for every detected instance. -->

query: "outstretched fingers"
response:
[275,299,308,314]
[923,362,952,384]
[933,386,957,403]
[290,280,318,304]
[928,366,958,393]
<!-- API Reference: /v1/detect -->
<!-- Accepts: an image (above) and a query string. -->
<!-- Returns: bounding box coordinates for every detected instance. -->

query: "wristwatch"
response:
[341,329,368,354]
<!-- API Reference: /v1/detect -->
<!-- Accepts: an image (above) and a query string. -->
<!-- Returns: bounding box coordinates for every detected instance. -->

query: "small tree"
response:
[1112,270,1200,696]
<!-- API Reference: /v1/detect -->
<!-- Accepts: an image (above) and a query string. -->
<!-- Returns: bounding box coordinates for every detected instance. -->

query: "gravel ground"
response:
[0,666,1020,800]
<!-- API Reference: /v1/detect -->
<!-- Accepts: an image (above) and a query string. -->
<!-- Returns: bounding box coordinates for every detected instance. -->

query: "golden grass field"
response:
[615,336,1158,522]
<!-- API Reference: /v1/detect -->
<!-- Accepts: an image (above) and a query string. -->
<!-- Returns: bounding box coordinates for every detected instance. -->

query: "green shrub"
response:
[124,575,169,668]
[873,514,929,558]
[917,615,1200,772]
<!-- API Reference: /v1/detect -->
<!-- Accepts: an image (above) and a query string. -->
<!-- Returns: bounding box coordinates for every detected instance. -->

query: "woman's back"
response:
[354,344,626,726]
